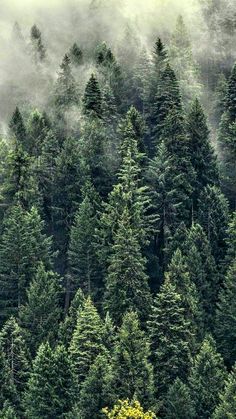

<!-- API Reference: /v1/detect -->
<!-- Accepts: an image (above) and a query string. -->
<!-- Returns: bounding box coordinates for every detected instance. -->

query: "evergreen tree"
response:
[164,378,196,419]
[119,106,147,155]
[148,279,192,397]
[79,352,114,418]
[225,211,236,265]
[186,98,219,200]
[69,297,104,388]
[19,263,61,356]
[213,364,236,419]
[104,207,151,324]
[0,317,29,395]
[0,348,17,411]
[112,311,155,410]
[83,73,103,118]
[197,185,229,266]
[215,260,236,367]
[54,54,78,109]
[0,205,54,324]
[9,107,27,148]
[69,42,83,66]
[24,342,75,418]
[0,401,17,419]
[59,288,85,347]
[30,24,46,64]
[68,183,101,298]
[189,335,226,419]
[27,109,51,156]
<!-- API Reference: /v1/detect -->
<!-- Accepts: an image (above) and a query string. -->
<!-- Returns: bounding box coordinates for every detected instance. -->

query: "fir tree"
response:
[69,42,83,66]
[0,401,17,419]
[24,343,75,418]
[225,211,236,265]
[9,107,27,148]
[215,260,236,367]
[0,347,17,411]
[0,205,53,324]
[186,98,219,200]
[69,297,104,388]
[27,109,51,156]
[212,364,236,419]
[19,263,61,356]
[189,335,226,419]
[30,24,46,64]
[164,378,196,419]
[148,279,192,397]
[112,311,155,410]
[104,207,152,324]
[83,74,103,118]
[0,317,29,395]
[54,54,78,109]
[59,288,85,347]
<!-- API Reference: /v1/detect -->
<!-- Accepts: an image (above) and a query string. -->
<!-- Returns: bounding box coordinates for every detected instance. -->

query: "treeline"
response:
[0,9,236,419]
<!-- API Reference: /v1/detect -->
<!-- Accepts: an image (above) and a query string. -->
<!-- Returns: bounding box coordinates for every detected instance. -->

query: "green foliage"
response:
[189,335,226,419]
[164,378,195,419]
[212,364,236,419]
[69,43,83,66]
[9,107,27,148]
[54,54,78,109]
[59,288,85,347]
[83,73,103,118]
[0,347,17,410]
[30,24,46,63]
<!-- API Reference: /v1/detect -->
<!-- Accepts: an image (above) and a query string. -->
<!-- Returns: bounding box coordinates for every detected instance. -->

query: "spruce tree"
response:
[189,335,226,419]
[0,317,29,395]
[27,109,51,156]
[68,183,101,299]
[112,311,155,410]
[225,211,236,265]
[197,185,229,266]
[19,263,61,356]
[215,260,236,367]
[69,297,104,388]
[148,279,192,397]
[186,98,219,200]
[9,107,27,148]
[0,205,53,324]
[24,342,75,418]
[54,54,78,109]
[59,288,85,347]
[30,24,46,64]
[164,378,196,419]
[0,401,17,419]
[83,74,103,118]
[0,347,17,411]
[69,42,83,66]
[213,364,236,419]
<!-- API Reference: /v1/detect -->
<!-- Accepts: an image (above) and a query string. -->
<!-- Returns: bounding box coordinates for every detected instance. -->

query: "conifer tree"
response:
[148,279,192,397]
[27,109,51,156]
[54,54,78,109]
[119,106,146,155]
[215,260,236,366]
[197,185,229,266]
[83,74,103,118]
[69,297,104,387]
[225,211,236,265]
[79,352,114,418]
[212,364,236,419]
[0,205,53,324]
[164,378,196,419]
[24,342,75,418]
[0,348,17,411]
[0,401,17,419]
[59,288,85,347]
[68,183,101,298]
[9,107,27,148]
[19,263,61,356]
[0,317,29,395]
[186,98,219,200]
[69,42,83,66]
[30,24,46,64]
[189,335,226,419]
[112,311,155,410]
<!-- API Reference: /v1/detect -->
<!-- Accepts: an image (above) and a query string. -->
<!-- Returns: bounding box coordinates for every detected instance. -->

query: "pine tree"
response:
[79,352,114,418]
[164,378,196,419]
[0,317,29,395]
[9,107,27,148]
[186,98,219,200]
[184,223,219,328]
[19,263,61,356]
[69,297,104,388]
[148,279,192,397]
[104,208,151,324]
[218,63,236,205]
[215,260,236,367]
[197,185,229,266]
[0,205,54,324]
[54,54,78,109]
[68,183,101,299]
[30,24,46,64]
[83,74,103,118]
[24,342,75,418]
[112,311,155,410]
[212,364,236,419]
[189,335,226,419]
[69,42,83,66]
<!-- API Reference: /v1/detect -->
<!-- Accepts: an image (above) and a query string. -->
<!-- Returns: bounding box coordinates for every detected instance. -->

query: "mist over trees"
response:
[0,0,236,417]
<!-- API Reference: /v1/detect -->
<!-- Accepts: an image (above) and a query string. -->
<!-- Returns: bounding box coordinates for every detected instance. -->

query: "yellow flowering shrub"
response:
[102,399,156,418]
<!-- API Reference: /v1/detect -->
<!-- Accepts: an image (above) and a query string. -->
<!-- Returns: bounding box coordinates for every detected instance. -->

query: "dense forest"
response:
[0,0,236,417]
